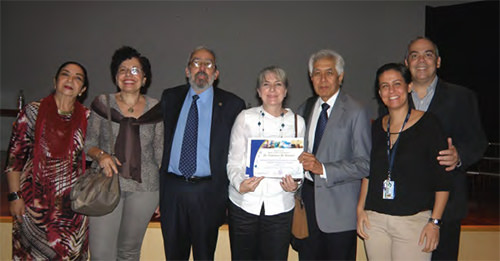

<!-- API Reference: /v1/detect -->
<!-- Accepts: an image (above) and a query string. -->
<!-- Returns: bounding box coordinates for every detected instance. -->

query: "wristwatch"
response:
[8,191,22,202]
[428,218,442,227]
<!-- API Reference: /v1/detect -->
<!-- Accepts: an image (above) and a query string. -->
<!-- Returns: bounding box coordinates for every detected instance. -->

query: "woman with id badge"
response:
[356,63,451,260]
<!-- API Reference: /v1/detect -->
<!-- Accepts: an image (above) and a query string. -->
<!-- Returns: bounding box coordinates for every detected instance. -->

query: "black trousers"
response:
[297,180,357,260]
[228,201,293,260]
[160,175,220,260]
[431,218,461,261]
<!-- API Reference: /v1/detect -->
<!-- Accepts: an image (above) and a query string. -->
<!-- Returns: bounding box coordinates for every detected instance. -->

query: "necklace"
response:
[57,109,73,116]
[258,107,286,137]
[119,93,141,113]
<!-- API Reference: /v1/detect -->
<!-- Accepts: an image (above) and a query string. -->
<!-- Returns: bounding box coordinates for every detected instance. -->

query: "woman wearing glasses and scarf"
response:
[85,46,163,260]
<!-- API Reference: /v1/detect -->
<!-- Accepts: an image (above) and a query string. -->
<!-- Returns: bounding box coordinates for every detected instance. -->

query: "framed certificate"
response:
[246,137,304,179]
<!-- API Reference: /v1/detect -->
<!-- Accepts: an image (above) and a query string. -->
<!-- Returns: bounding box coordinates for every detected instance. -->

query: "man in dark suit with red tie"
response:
[159,46,245,260]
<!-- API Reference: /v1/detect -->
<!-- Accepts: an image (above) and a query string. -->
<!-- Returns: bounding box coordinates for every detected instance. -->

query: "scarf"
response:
[91,95,162,183]
[33,94,87,197]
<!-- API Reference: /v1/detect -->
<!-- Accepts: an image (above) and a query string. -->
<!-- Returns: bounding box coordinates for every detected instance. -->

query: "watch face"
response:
[429,218,441,226]
[8,192,20,201]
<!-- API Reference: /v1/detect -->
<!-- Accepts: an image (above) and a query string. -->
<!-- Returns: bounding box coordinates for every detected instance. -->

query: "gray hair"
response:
[308,49,345,75]
[405,36,440,59]
[187,46,217,66]
[256,66,288,89]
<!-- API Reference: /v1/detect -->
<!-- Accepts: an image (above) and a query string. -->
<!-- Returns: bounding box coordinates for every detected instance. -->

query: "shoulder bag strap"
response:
[294,113,298,138]
[105,94,115,155]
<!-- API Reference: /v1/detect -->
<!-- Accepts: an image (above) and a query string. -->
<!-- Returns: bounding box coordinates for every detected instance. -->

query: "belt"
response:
[166,172,212,183]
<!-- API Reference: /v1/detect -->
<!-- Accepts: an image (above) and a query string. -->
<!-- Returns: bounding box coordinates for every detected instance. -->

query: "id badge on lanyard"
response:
[383,177,395,199]
[384,107,411,200]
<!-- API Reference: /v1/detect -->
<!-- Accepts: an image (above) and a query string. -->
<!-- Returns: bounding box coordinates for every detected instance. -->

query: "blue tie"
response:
[313,103,330,154]
[179,95,199,178]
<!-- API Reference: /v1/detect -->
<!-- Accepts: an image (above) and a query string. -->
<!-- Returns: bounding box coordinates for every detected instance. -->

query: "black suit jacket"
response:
[379,79,487,220]
[159,84,245,225]
[421,79,487,220]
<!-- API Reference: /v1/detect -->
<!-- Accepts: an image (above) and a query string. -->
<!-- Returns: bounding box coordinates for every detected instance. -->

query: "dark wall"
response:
[426,0,499,142]
[0,1,480,148]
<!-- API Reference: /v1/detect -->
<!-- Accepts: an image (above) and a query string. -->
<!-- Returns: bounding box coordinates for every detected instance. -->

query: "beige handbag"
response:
[71,95,120,216]
[292,195,309,239]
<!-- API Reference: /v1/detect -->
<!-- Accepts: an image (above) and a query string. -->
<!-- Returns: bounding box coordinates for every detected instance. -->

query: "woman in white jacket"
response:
[227,66,306,260]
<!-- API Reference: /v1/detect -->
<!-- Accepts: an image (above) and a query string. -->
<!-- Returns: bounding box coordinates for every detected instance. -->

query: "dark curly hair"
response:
[110,46,152,90]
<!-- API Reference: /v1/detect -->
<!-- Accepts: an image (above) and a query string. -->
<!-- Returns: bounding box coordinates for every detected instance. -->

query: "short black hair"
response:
[110,46,152,89]
[405,36,440,59]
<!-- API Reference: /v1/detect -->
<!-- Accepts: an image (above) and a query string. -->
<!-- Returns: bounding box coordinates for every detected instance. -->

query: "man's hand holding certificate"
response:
[246,138,304,179]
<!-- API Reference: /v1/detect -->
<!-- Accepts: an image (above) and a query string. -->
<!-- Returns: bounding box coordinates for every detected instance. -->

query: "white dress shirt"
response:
[227,106,306,216]
[305,90,340,181]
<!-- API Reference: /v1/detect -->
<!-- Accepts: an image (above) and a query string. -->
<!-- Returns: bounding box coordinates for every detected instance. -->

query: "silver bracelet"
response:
[456,159,462,168]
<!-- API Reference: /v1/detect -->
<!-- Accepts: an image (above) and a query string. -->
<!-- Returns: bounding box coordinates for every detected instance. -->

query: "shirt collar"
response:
[188,85,214,101]
[316,89,340,110]
[427,76,438,94]
[411,76,437,100]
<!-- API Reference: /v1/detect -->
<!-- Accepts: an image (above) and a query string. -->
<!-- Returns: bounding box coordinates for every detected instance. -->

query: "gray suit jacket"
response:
[298,90,371,233]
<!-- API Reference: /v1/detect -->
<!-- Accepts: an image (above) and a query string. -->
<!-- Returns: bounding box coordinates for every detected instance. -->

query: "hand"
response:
[356,209,371,239]
[280,175,298,192]
[437,138,460,171]
[239,176,264,194]
[419,223,440,252]
[9,198,25,223]
[298,152,323,175]
[153,206,161,218]
[98,154,122,177]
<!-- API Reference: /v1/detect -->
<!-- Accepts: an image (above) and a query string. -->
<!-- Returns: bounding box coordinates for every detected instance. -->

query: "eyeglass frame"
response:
[117,66,143,76]
[189,59,216,69]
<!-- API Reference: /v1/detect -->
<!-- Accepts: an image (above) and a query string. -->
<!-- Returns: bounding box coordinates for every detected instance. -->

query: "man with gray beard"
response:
[159,46,245,260]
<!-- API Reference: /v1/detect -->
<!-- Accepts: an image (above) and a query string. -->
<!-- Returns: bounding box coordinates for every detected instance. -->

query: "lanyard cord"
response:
[386,106,412,180]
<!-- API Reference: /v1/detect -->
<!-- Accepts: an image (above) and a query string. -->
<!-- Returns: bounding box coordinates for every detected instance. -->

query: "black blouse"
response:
[365,112,452,216]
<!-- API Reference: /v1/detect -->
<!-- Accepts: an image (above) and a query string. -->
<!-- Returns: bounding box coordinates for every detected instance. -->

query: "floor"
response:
[464,174,499,225]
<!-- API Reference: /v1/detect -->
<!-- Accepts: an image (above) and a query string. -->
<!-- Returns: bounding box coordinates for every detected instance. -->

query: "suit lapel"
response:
[316,91,346,155]
[211,88,223,131]
[426,79,445,113]
[304,92,346,155]
[168,85,189,132]
[304,97,318,151]
[327,91,346,128]
[208,88,224,173]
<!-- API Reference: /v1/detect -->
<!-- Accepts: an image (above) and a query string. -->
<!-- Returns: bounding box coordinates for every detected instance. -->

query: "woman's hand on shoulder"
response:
[419,222,440,253]
[356,209,370,239]
[239,176,264,194]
